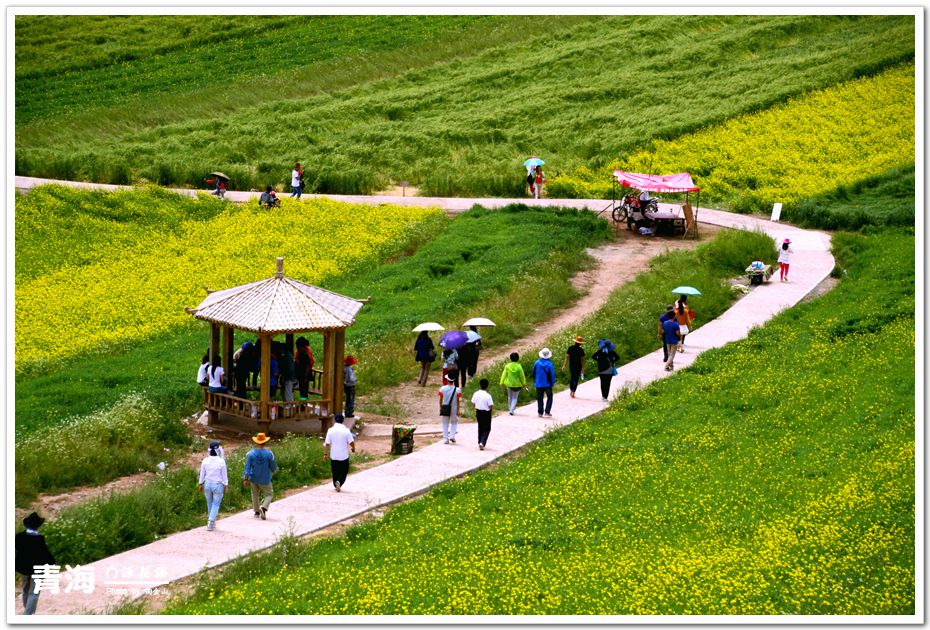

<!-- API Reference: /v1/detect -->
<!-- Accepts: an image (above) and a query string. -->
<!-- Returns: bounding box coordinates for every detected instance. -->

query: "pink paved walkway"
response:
[13,182,832,617]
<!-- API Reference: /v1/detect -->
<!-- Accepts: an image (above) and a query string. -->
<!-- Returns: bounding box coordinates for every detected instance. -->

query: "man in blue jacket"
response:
[532,348,556,417]
[243,433,278,520]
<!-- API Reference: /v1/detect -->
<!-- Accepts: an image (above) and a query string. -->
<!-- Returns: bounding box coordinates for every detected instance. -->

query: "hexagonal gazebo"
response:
[186,257,366,434]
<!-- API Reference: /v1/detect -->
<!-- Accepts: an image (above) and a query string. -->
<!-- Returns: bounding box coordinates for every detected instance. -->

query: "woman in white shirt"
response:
[199,441,229,531]
[291,162,303,199]
[207,356,226,393]
[196,353,209,385]
[778,238,794,282]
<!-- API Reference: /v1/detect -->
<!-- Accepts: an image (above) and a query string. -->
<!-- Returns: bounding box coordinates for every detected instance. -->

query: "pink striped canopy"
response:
[613,171,700,193]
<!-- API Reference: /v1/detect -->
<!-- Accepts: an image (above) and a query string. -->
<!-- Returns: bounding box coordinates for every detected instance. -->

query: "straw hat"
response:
[252,433,271,445]
[539,348,552,359]
[573,336,584,344]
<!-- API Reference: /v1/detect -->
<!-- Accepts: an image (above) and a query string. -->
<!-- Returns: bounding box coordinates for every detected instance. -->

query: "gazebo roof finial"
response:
[275,257,284,279]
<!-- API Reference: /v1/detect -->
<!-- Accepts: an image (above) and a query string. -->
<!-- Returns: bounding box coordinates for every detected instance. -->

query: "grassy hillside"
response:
[15,15,914,196]
[164,228,915,615]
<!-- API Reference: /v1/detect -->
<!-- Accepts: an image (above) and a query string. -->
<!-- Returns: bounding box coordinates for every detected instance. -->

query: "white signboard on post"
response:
[770,202,783,222]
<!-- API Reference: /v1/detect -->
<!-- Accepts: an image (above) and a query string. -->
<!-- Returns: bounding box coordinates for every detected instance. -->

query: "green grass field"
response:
[16,15,913,197]
[14,191,609,503]
[163,228,915,615]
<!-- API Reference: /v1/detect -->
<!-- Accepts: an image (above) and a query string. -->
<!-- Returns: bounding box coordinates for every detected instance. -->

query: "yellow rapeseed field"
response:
[550,63,915,210]
[15,197,442,370]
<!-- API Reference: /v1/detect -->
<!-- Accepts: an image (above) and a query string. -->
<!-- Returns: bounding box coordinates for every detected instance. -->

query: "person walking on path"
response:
[500,352,526,415]
[243,433,277,520]
[532,348,556,417]
[199,440,228,531]
[532,165,547,199]
[467,326,482,377]
[778,238,794,282]
[562,336,586,398]
[323,413,356,492]
[662,316,681,371]
[456,342,473,389]
[295,337,315,400]
[657,305,676,363]
[438,372,463,444]
[290,162,304,199]
[414,331,436,386]
[15,512,55,615]
[343,355,358,418]
[471,378,494,450]
[673,297,693,353]
[591,338,620,402]
[441,347,458,387]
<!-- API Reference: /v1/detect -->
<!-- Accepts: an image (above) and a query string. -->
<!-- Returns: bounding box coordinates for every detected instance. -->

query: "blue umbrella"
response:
[523,157,545,167]
[671,286,702,295]
[439,330,469,350]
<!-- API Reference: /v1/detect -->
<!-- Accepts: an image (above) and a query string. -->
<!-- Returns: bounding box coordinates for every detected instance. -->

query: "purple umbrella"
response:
[439,330,469,350]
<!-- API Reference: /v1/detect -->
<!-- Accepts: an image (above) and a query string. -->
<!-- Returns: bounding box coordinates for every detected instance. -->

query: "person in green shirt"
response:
[499,352,527,415]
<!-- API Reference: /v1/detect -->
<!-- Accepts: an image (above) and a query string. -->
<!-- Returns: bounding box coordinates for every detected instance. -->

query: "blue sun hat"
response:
[598,338,615,352]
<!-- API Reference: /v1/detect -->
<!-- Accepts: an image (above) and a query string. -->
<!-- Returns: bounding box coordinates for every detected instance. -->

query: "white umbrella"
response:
[462,317,496,327]
[465,330,482,343]
[412,322,445,333]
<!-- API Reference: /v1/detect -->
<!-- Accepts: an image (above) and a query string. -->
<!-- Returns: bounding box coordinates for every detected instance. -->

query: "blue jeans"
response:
[536,387,553,415]
[204,482,225,523]
[291,184,303,198]
[21,575,39,615]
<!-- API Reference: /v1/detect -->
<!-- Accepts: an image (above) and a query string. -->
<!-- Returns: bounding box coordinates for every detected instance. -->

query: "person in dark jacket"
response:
[657,305,676,363]
[295,337,315,400]
[456,343,473,389]
[414,331,435,386]
[467,326,482,377]
[15,512,55,615]
[561,336,586,398]
[591,338,620,402]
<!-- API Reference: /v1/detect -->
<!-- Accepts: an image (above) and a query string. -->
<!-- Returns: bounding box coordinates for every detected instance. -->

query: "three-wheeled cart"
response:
[607,171,701,238]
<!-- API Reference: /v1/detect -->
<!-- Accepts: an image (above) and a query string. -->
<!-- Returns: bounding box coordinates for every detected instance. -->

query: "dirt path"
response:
[357,223,719,426]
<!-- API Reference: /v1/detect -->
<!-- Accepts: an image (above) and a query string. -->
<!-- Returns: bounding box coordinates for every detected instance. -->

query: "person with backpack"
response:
[532,348,556,417]
[438,371,463,444]
[591,338,620,402]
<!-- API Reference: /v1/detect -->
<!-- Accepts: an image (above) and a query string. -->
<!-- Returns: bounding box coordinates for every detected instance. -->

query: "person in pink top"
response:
[778,238,794,282]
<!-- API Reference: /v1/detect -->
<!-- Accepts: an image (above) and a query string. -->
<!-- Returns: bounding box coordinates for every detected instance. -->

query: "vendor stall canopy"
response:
[613,171,701,193]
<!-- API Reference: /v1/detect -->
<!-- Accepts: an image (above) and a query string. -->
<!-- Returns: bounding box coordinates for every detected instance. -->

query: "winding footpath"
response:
[13,178,833,617]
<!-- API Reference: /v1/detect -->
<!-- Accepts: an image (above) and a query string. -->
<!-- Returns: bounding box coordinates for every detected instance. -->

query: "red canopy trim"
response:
[613,171,700,193]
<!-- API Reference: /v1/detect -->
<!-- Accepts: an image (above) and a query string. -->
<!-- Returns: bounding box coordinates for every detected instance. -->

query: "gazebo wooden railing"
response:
[187,257,367,435]
[202,390,332,423]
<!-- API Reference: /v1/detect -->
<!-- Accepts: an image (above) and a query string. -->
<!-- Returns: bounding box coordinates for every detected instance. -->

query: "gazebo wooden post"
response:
[208,323,220,426]
[259,333,271,435]
[333,329,346,417]
[223,326,234,386]
[321,330,335,434]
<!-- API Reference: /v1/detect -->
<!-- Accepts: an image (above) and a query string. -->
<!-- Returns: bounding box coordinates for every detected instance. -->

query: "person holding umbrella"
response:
[524,157,544,197]
[414,330,436,386]
[439,330,468,386]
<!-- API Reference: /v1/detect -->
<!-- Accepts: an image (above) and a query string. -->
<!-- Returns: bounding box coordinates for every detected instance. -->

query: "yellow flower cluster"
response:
[550,63,915,211]
[15,194,443,370]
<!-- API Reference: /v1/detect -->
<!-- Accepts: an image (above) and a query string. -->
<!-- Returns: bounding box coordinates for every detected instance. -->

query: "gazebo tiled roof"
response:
[188,259,365,333]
